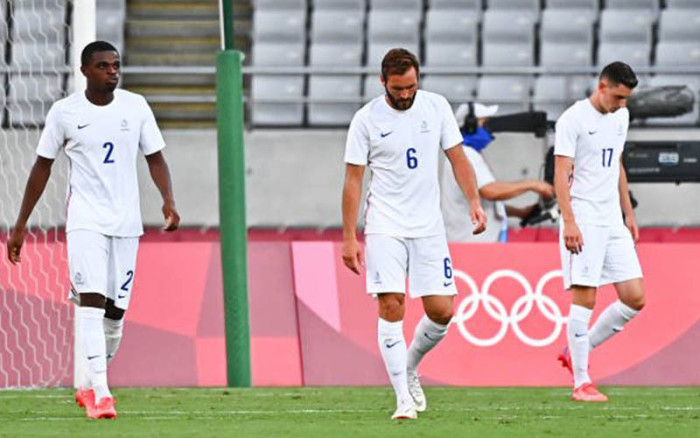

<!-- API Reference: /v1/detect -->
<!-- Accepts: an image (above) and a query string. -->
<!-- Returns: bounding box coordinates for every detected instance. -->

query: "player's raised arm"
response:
[145,151,180,231]
[342,163,365,275]
[444,145,487,234]
[554,155,583,254]
[7,156,54,264]
[618,156,639,242]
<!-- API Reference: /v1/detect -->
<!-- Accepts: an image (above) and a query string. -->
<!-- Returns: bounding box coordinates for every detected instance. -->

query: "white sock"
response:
[378,318,410,403]
[104,317,125,365]
[80,307,112,402]
[589,300,639,349]
[567,304,593,388]
[407,315,449,373]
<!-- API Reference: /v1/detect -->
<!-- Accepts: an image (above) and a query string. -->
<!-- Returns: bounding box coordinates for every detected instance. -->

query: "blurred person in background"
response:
[441,102,555,242]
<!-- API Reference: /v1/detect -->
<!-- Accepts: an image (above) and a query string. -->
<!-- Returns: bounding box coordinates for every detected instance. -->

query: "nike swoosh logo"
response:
[424,332,436,341]
[588,131,596,135]
[78,124,90,130]
[87,355,100,360]
[443,281,453,287]
[380,131,393,138]
[612,328,622,333]
[117,294,127,299]
[574,333,586,338]
[385,341,401,349]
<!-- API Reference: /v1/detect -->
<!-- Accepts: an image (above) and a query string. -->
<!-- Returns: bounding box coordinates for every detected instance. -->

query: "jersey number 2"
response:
[120,270,134,292]
[103,142,115,164]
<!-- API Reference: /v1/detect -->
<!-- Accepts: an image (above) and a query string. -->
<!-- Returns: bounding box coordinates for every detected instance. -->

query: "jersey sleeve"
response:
[465,148,496,188]
[439,96,464,151]
[36,103,65,159]
[554,111,578,158]
[138,97,166,156]
[344,112,370,165]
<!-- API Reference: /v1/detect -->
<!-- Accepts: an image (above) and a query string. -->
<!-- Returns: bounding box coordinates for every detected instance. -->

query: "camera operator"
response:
[441,102,555,242]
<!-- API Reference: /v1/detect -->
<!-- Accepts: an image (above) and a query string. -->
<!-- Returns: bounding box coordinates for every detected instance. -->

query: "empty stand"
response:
[366,9,421,67]
[540,9,594,66]
[482,10,536,66]
[533,75,591,120]
[477,76,531,114]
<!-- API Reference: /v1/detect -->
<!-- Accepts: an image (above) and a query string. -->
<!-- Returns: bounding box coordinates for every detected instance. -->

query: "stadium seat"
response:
[487,0,540,22]
[252,43,305,67]
[540,9,594,66]
[7,101,53,127]
[598,9,653,67]
[546,0,598,12]
[314,0,365,11]
[599,9,654,44]
[96,1,126,52]
[476,76,531,114]
[9,74,63,102]
[645,75,700,125]
[429,0,482,16]
[253,10,306,44]
[658,9,700,42]
[605,0,659,13]
[425,11,478,67]
[366,10,421,66]
[533,75,591,120]
[421,75,476,107]
[254,0,306,10]
[371,0,422,12]
[311,10,363,44]
[307,76,362,126]
[482,11,535,66]
[655,42,700,67]
[363,74,385,101]
[251,76,305,126]
[11,41,66,68]
[308,10,364,126]
[666,0,700,8]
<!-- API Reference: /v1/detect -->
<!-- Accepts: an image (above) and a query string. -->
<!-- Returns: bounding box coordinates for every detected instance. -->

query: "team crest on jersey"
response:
[121,119,130,132]
[617,124,624,136]
[74,272,84,285]
[420,120,430,133]
[373,271,382,284]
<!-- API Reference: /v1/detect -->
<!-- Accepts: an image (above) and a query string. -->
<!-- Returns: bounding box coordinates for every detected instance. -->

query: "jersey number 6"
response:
[406,147,418,169]
[103,142,115,164]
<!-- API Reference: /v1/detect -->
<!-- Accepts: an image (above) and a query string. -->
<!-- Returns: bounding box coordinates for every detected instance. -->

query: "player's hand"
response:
[533,181,555,200]
[563,220,584,254]
[625,214,640,243]
[162,202,180,232]
[342,238,364,275]
[470,202,487,235]
[7,227,25,265]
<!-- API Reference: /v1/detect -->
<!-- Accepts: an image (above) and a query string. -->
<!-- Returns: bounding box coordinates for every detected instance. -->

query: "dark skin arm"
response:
[145,151,180,231]
[7,156,54,264]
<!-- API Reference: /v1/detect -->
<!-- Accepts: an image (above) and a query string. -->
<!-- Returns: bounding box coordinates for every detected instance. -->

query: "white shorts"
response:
[560,223,643,290]
[365,234,457,298]
[67,229,139,310]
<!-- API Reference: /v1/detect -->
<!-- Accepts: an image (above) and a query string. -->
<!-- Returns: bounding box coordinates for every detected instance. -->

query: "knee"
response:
[622,295,645,312]
[379,296,405,322]
[105,299,125,320]
[79,293,106,309]
[426,308,454,326]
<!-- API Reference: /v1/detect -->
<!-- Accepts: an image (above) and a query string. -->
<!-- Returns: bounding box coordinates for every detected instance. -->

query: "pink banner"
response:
[292,242,700,386]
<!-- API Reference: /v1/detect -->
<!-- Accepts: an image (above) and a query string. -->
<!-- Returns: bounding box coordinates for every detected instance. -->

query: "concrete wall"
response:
[2,128,700,230]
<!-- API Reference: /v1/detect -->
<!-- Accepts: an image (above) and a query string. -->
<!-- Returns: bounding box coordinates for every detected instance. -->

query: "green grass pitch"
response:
[1,387,699,437]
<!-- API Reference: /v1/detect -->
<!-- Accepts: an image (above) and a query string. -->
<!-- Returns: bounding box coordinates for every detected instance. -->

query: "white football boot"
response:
[407,371,426,412]
[391,397,417,420]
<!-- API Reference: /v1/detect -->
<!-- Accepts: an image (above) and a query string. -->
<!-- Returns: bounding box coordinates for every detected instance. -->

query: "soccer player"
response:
[342,48,487,419]
[6,41,180,419]
[553,62,644,402]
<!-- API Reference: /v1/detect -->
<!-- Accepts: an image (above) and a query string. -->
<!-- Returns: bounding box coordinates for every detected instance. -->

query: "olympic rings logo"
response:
[452,269,567,347]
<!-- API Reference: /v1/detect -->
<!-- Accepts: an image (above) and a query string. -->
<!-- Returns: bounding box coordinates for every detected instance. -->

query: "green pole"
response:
[216,12,250,385]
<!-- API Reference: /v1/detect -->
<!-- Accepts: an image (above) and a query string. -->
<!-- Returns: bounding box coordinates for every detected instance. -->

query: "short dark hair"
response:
[381,48,420,80]
[81,41,119,66]
[600,62,638,89]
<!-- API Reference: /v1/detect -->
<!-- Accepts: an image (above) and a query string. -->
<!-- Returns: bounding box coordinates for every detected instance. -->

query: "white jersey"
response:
[441,146,505,242]
[344,90,463,237]
[36,89,165,237]
[554,98,628,226]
